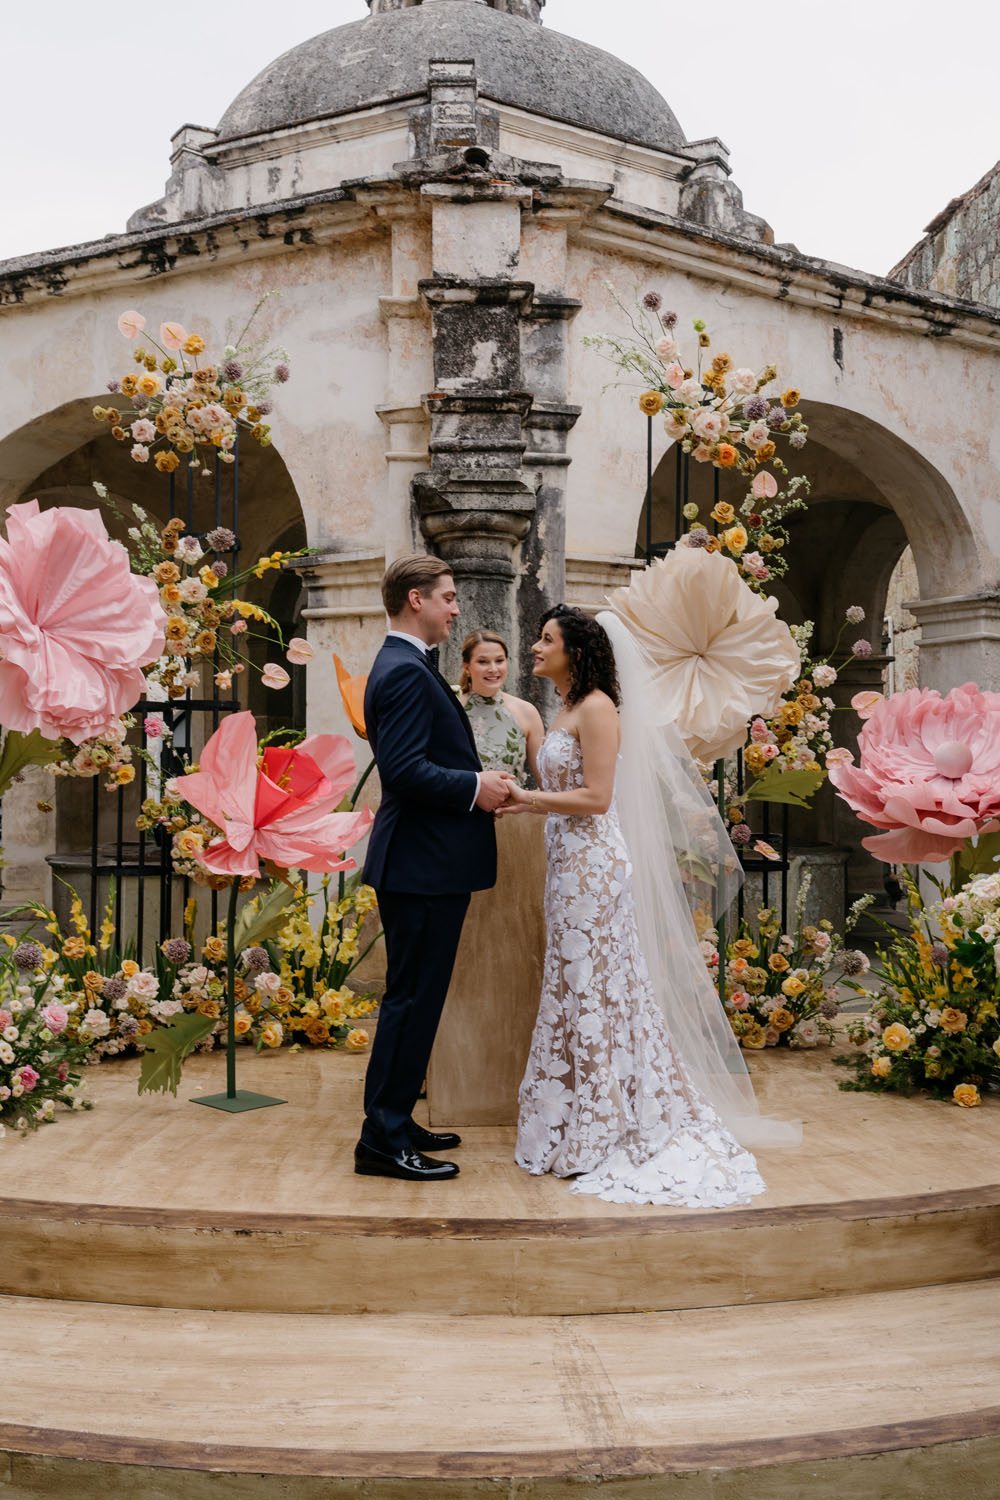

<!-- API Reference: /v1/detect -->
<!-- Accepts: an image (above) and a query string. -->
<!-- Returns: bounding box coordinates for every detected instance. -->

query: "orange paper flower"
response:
[334,654,368,740]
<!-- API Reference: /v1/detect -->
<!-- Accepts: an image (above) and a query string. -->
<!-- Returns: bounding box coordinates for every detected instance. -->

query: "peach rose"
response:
[882,1023,913,1051]
[953,1083,980,1108]
[871,1056,892,1078]
[345,1028,369,1051]
[939,1008,968,1034]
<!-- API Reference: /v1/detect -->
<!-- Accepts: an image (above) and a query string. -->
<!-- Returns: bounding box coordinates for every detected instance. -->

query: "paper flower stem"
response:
[225,876,240,1099]
[716,757,727,1009]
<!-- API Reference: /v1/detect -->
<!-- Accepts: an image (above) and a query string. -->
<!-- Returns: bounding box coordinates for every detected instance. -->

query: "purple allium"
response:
[841,949,869,977]
[13,941,44,972]
[241,946,271,973]
[846,605,865,624]
[117,1014,140,1040]
[642,290,663,311]
[255,401,272,417]
[162,937,192,965]
[820,998,841,1019]
[661,310,678,330]
[274,364,290,384]
[212,560,228,578]
[206,527,236,553]
[730,823,752,845]
[102,976,128,1001]
[930,942,949,969]
[852,639,873,659]
[222,360,244,383]
[132,393,149,411]
[789,430,807,449]
[743,394,768,420]
[107,380,121,393]
[684,529,711,549]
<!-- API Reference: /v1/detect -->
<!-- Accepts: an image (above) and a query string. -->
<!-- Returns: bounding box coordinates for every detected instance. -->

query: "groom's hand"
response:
[476,771,514,812]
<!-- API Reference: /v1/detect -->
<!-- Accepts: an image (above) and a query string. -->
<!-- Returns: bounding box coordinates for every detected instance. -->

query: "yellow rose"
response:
[992,1038,1000,1060]
[154,561,181,585]
[202,936,226,963]
[301,999,320,1018]
[305,1018,330,1046]
[781,976,805,998]
[781,388,800,409]
[183,333,207,356]
[196,999,221,1019]
[199,565,220,590]
[83,970,104,992]
[165,615,188,641]
[768,954,790,973]
[745,744,768,776]
[769,1007,795,1032]
[345,1028,369,1051]
[722,526,748,554]
[61,936,87,960]
[871,1056,892,1078]
[176,829,204,859]
[638,390,663,416]
[779,701,805,727]
[260,1021,283,1049]
[716,444,739,469]
[139,374,161,397]
[120,959,139,978]
[155,451,181,474]
[953,1083,981,1108]
[882,1023,913,1052]
[710,501,736,526]
[940,1007,968,1033]
[740,1022,766,1049]
[116,765,135,785]
[731,938,757,960]
[120,374,140,397]
[233,1011,253,1036]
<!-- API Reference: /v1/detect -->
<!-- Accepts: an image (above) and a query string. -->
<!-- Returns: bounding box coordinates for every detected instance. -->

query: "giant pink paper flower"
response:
[829,682,1000,863]
[180,711,373,877]
[0,501,166,743]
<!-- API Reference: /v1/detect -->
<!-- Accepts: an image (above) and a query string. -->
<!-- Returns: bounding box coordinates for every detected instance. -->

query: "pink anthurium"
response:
[180,711,372,877]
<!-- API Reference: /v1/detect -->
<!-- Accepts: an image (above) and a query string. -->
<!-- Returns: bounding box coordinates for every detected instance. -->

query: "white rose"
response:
[690,408,726,443]
[731,367,757,394]
[254,971,282,995]
[744,420,770,450]
[677,378,704,406]
[655,335,677,358]
[0,1042,14,1064]
[80,1008,111,1038]
[127,971,160,999]
[812,664,837,688]
[178,578,207,604]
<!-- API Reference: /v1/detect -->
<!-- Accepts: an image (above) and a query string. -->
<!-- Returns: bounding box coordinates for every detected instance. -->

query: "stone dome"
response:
[215,2,686,154]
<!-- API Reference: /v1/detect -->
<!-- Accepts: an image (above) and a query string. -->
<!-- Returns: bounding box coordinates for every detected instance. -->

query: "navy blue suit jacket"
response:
[361,636,497,895]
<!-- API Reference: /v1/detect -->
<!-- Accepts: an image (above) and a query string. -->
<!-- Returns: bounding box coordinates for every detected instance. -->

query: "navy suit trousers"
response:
[361,889,470,1152]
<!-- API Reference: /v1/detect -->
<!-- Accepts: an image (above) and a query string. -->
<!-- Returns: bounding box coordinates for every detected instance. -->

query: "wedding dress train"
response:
[515,728,767,1208]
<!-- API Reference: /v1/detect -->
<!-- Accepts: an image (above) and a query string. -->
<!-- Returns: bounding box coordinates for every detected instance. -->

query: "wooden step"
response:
[1,1283,998,1497]
[1,1049,997,1316]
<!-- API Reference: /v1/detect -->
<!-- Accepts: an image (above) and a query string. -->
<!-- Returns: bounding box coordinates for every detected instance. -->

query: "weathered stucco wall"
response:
[891,160,1000,310]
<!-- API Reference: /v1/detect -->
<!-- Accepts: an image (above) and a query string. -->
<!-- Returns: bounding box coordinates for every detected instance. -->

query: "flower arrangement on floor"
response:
[0,933,94,1137]
[837,871,999,1106]
[587,291,813,587]
[699,875,874,1049]
[94,297,290,475]
[830,681,1000,1105]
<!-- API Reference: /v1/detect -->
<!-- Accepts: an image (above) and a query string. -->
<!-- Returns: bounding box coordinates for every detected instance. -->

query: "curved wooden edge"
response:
[2,1408,999,1478]
[0,1183,997,1239]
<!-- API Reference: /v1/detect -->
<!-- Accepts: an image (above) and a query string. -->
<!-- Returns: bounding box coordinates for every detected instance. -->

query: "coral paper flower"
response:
[0,501,166,743]
[607,546,800,762]
[180,711,373,877]
[829,682,1000,863]
[334,654,368,740]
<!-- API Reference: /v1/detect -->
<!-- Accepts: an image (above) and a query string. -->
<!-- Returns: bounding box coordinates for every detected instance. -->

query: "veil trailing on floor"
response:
[597,610,802,1150]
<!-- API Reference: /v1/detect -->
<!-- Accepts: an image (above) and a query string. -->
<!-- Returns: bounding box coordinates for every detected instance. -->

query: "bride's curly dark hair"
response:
[539,605,620,708]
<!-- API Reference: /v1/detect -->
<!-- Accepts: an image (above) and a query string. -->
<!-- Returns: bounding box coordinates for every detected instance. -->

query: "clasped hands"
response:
[475,771,536,817]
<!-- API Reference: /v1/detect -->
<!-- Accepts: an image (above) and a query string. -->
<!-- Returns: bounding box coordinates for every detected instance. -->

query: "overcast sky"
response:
[2,0,995,276]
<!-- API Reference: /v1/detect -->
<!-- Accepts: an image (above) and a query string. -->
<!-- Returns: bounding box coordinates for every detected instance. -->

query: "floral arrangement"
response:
[94,298,289,475]
[587,292,812,588]
[271,873,380,1047]
[837,871,999,1106]
[699,875,874,1049]
[0,932,94,1137]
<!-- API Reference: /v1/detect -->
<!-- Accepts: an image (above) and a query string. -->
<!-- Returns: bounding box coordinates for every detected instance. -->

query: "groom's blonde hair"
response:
[382,554,452,619]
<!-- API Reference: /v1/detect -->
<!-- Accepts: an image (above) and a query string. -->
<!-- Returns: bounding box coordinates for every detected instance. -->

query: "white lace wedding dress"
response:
[515,728,767,1208]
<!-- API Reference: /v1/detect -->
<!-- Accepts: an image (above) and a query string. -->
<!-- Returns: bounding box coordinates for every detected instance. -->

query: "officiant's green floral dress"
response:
[460,691,528,784]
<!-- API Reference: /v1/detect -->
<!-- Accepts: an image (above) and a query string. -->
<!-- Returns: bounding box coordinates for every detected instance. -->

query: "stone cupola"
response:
[368,0,545,19]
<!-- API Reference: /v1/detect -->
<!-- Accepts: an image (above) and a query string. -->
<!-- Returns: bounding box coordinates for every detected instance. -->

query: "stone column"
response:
[414,176,540,677]
[296,549,387,738]
[907,592,1000,692]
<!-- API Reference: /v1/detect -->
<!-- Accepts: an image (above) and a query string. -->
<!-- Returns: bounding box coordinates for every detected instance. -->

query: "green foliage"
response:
[233,876,300,952]
[0,730,66,799]
[137,1011,218,1097]
[745,763,825,808]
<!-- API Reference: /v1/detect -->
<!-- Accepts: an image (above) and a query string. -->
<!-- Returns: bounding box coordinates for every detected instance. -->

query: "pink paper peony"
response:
[0,501,166,743]
[180,711,373,877]
[829,682,1000,863]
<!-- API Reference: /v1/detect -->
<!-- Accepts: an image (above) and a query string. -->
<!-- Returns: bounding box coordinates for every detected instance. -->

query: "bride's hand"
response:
[496,782,532,816]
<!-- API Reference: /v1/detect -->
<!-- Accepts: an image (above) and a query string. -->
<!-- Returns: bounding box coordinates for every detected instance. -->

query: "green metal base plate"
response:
[192,1090,287,1113]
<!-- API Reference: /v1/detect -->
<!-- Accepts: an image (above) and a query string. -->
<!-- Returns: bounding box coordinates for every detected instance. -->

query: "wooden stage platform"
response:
[1,1046,998,1497]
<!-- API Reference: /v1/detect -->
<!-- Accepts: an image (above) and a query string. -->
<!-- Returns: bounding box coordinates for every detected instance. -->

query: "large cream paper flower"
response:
[607,546,800,762]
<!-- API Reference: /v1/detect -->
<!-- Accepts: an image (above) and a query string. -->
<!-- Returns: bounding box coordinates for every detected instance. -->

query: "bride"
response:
[502,604,799,1208]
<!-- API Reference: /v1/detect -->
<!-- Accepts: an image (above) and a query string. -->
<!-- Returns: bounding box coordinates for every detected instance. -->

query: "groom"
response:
[355,554,512,1181]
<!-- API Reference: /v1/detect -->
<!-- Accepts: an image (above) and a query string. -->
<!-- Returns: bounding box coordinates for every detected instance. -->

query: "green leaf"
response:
[0,730,65,798]
[745,764,826,808]
[232,876,300,952]
[137,1011,218,1097]
[951,830,1000,887]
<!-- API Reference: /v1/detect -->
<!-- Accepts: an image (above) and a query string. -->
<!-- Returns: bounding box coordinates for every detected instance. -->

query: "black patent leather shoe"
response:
[409,1122,462,1152]
[354,1141,459,1181]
